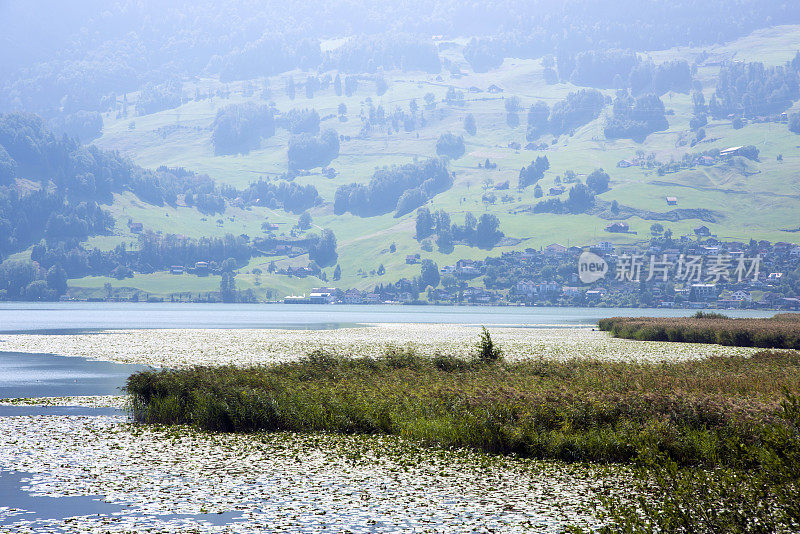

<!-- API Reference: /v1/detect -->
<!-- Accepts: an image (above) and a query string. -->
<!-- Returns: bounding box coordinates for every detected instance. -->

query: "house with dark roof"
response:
[694,225,711,237]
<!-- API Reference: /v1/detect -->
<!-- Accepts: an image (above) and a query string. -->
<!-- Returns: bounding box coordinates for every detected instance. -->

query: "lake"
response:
[0,302,779,333]
[0,351,147,399]
[0,302,778,532]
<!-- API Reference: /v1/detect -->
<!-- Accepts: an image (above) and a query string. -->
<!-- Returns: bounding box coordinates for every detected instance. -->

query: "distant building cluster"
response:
[287,236,800,311]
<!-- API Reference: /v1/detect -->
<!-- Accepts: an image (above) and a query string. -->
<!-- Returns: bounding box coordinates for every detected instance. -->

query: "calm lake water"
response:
[0,302,779,333]
[0,302,779,399]
[0,302,776,531]
[0,351,147,399]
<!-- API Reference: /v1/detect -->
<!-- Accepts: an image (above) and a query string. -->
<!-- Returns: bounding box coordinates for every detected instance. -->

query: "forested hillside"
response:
[3,0,800,118]
[1,2,800,302]
[0,113,328,300]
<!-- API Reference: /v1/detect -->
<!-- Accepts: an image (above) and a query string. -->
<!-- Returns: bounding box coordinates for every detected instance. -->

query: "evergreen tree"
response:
[586,169,611,193]
[220,272,236,302]
[334,74,342,97]
[308,229,338,267]
[298,212,312,230]
[464,113,477,135]
[420,259,440,289]
[45,265,68,295]
[415,208,434,239]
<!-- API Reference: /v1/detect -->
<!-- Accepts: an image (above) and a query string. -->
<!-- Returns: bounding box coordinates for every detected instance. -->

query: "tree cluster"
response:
[217,35,321,82]
[322,35,440,73]
[287,129,340,170]
[518,156,550,188]
[526,90,606,140]
[136,80,184,115]
[557,50,692,96]
[435,133,465,159]
[3,0,798,121]
[415,208,504,250]
[308,229,338,267]
[629,60,692,95]
[604,90,668,142]
[790,112,800,134]
[709,55,800,119]
[0,112,324,263]
[558,49,640,88]
[464,38,505,73]
[212,103,275,155]
[0,260,67,301]
[48,111,103,143]
[532,183,596,214]
[585,168,611,193]
[240,179,321,214]
[334,159,452,218]
[280,108,320,135]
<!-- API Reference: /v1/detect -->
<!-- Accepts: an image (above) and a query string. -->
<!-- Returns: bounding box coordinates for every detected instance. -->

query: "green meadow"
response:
[82,26,800,299]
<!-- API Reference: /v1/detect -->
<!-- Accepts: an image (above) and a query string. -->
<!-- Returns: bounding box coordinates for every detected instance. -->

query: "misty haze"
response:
[1,1,800,532]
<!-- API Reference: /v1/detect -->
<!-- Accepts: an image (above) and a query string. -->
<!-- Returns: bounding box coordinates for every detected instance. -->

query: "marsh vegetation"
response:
[599,312,800,349]
[127,326,800,531]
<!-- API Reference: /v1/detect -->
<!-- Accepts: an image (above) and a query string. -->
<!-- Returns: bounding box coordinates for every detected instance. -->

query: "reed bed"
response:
[127,336,800,531]
[598,313,800,349]
[127,347,800,468]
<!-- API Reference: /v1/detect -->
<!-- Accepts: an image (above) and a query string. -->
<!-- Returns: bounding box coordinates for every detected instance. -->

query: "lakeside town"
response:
[276,230,800,310]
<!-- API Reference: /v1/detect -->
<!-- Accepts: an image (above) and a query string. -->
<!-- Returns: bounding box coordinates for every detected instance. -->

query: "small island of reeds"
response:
[127,326,800,531]
[599,312,800,349]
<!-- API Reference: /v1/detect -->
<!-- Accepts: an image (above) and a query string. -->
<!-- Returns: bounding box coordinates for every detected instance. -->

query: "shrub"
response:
[128,350,799,466]
[476,326,503,363]
[593,391,800,533]
[693,311,729,319]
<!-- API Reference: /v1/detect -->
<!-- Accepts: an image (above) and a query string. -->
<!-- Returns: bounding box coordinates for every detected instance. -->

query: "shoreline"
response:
[0,324,760,368]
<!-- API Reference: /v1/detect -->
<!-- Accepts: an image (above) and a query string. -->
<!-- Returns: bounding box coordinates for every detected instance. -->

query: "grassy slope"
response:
[84,26,800,299]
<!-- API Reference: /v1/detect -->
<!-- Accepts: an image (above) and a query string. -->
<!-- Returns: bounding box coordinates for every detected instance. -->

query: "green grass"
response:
[69,272,223,298]
[599,314,800,349]
[586,391,800,533]
[85,26,800,298]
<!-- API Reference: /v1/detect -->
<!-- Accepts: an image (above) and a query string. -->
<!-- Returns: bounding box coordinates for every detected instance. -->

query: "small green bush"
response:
[693,311,729,319]
[476,326,503,363]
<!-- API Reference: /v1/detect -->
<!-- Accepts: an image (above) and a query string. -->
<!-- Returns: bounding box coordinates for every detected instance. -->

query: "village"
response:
[278,231,800,310]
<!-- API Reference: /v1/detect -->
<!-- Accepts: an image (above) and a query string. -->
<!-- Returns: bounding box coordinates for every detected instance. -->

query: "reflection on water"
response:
[0,302,778,333]
[0,406,124,417]
[0,352,148,399]
[0,470,125,527]
[0,469,244,530]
